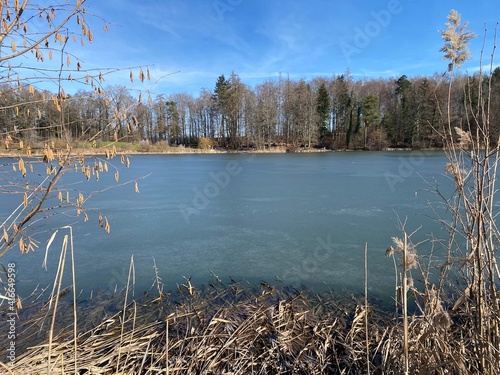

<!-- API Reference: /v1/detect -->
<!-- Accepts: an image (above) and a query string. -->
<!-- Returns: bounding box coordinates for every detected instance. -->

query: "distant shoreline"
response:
[0,146,444,158]
[0,146,334,158]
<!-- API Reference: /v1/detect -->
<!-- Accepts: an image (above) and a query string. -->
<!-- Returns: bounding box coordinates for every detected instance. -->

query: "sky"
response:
[29,0,500,97]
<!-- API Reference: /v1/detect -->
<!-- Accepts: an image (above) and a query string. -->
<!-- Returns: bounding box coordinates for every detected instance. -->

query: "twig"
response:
[364,242,370,375]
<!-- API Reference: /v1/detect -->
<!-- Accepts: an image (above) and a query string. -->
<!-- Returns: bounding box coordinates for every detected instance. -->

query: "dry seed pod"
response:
[84,166,91,180]
[3,227,8,242]
[19,237,25,253]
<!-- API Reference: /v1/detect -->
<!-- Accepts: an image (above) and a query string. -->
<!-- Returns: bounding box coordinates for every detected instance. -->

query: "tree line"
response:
[2,68,500,151]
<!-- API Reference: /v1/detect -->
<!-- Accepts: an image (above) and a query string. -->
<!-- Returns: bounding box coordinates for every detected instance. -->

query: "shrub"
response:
[197,137,213,150]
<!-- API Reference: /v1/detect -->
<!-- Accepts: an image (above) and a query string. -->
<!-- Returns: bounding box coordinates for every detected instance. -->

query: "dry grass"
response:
[0,278,497,375]
[1,283,375,374]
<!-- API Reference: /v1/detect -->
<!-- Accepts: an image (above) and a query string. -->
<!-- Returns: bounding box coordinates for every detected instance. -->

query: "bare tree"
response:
[254,79,279,149]
[0,1,149,264]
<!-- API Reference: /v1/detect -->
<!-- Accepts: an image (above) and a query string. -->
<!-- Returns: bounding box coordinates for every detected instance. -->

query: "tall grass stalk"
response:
[437,11,500,374]
[116,255,136,372]
[364,242,370,375]
[402,232,409,375]
[46,230,78,374]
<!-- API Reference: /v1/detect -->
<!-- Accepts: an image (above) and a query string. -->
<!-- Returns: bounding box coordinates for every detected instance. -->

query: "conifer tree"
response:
[316,82,330,145]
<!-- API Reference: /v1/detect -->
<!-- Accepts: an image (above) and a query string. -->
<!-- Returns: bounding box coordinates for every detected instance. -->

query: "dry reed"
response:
[0,273,496,374]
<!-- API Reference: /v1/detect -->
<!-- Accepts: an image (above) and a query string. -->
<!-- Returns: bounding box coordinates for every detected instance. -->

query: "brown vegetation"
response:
[1,5,499,374]
[0,273,495,374]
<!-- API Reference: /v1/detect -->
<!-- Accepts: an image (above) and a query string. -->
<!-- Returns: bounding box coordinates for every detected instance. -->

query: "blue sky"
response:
[65,0,500,96]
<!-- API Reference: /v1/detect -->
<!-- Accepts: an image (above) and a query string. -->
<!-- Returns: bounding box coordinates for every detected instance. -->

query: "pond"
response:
[1,151,454,306]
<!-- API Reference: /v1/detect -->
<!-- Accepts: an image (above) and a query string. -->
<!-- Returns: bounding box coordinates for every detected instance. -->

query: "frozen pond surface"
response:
[1,151,454,304]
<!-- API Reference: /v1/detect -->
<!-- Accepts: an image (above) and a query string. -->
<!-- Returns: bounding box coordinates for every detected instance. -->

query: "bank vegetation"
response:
[0,3,499,374]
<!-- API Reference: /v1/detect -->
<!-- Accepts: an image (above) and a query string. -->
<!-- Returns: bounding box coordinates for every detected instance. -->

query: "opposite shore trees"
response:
[0,1,150,265]
[4,68,500,153]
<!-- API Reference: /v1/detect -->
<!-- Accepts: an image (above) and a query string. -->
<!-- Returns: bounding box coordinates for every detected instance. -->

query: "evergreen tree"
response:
[166,101,180,144]
[332,74,351,148]
[395,74,414,145]
[213,74,230,145]
[362,95,380,127]
[316,82,330,145]
[414,78,438,147]
[361,95,380,149]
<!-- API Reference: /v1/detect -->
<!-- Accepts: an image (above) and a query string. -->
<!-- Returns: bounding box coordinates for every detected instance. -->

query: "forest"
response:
[2,2,500,372]
[3,67,500,152]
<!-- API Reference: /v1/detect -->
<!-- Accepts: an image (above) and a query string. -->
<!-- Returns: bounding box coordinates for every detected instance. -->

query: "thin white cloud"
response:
[22,0,497,98]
